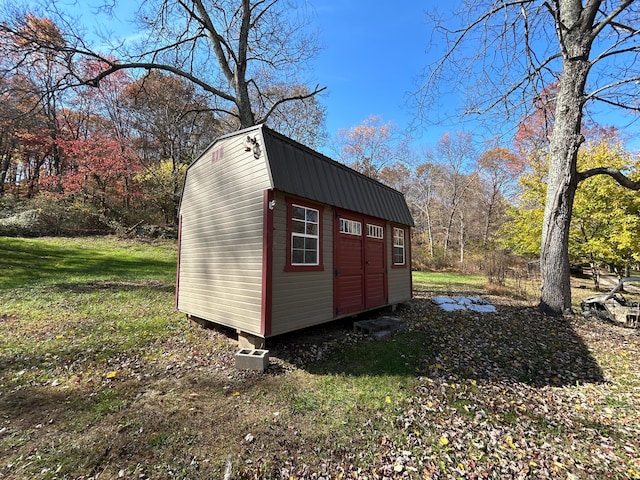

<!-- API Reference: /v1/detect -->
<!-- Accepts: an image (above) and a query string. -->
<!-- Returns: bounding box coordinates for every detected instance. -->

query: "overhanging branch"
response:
[257,84,327,124]
[85,61,237,104]
[578,167,640,189]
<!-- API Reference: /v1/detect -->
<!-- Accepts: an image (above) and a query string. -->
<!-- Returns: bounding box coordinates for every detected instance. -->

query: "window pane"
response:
[305,250,317,264]
[306,209,318,223]
[304,237,317,250]
[292,206,306,220]
[292,219,306,234]
[293,236,305,249]
[306,223,318,235]
[292,249,304,264]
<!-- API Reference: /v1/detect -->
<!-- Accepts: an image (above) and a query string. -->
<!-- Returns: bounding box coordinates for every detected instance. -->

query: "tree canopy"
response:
[0,0,326,131]
[418,0,640,315]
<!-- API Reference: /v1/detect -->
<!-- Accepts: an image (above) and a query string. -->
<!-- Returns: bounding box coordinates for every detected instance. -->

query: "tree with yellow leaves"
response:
[502,133,640,288]
[571,138,640,286]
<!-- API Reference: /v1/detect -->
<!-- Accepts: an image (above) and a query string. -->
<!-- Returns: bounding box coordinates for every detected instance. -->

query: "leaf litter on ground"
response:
[1,287,639,479]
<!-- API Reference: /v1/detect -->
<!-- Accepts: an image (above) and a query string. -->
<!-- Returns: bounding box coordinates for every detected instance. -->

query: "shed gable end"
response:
[177,129,272,335]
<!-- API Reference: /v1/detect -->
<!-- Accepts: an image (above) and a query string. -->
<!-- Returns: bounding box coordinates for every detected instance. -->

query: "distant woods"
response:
[1,1,639,285]
[0,1,326,236]
[339,115,640,277]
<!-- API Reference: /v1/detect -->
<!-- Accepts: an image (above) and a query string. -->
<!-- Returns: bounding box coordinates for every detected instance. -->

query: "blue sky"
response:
[311,1,640,152]
[72,0,454,148]
[312,2,442,142]
[43,1,640,152]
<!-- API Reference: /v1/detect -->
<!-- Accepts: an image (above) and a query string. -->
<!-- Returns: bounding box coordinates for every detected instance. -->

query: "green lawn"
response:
[1,236,638,479]
[0,236,176,289]
[412,270,486,292]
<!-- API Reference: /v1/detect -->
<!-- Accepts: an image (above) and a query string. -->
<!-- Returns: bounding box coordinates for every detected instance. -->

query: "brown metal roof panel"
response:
[262,126,414,226]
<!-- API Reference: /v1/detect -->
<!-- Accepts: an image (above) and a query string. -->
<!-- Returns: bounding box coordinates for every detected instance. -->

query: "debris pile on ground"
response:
[353,315,406,339]
[431,295,497,313]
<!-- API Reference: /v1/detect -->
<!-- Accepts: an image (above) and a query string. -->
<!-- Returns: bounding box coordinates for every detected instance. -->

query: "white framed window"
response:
[339,218,362,236]
[291,204,319,265]
[367,224,384,239]
[393,227,405,265]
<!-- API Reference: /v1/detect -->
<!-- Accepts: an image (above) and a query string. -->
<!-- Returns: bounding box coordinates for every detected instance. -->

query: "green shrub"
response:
[0,194,109,237]
[0,209,45,236]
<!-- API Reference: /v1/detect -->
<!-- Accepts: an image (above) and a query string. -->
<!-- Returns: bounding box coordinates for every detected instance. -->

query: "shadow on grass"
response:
[0,237,175,289]
[272,298,605,388]
[49,280,176,294]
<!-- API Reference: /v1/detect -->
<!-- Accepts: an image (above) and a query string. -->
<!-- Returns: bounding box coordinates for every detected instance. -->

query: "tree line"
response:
[0,7,325,235]
[1,0,640,316]
[0,12,638,281]
[339,113,640,278]
[0,59,221,234]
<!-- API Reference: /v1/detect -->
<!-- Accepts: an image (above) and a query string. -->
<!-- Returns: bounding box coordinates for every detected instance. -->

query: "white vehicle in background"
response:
[580,277,640,328]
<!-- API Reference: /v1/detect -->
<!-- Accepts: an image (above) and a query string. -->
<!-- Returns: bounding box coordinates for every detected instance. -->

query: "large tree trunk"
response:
[0,146,12,195]
[539,3,592,315]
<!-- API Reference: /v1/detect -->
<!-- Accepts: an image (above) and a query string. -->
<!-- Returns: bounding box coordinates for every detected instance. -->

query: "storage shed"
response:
[176,124,414,347]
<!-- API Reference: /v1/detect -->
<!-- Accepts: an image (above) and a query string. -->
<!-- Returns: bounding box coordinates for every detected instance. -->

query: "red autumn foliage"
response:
[53,134,142,201]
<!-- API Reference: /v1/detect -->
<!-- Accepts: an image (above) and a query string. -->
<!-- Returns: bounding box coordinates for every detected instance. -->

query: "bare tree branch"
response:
[0,0,324,130]
[588,0,635,40]
[578,167,640,189]
[257,83,326,124]
[85,60,237,103]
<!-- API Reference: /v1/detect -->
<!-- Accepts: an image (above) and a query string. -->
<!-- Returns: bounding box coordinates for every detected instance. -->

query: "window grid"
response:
[367,224,384,239]
[291,204,319,266]
[393,227,405,265]
[339,218,362,236]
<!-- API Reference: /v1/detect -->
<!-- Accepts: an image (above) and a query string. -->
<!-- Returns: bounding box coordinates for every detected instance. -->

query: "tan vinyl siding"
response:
[178,132,272,336]
[387,225,412,304]
[269,192,334,336]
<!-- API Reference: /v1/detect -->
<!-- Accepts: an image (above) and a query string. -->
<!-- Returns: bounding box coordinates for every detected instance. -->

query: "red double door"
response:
[334,211,388,316]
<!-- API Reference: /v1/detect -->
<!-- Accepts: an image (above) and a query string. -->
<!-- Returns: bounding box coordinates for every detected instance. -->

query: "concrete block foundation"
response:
[235,348,269,372]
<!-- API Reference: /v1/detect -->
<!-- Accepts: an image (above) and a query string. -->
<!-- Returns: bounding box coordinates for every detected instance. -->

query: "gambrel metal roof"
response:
[260,125,414,226]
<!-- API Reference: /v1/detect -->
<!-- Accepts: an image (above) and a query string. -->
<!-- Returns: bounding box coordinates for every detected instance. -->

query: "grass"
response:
[0,236,179,364]
[1,236,639,479]
[412,270,486,293]
[0,236,175,289]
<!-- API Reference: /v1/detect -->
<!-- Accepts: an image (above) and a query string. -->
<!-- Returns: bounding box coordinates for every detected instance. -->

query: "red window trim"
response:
[284,197,324,272]
[391,225,407,268]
